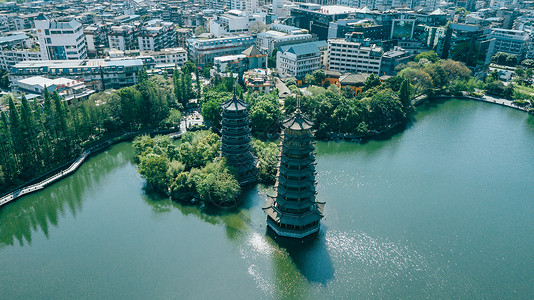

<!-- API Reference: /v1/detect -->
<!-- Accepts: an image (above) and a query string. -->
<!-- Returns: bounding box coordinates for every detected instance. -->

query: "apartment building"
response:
[0,33,42,70]
[34,14,87,60]
[138,20,177,52]
[11,58,144,91]
[256,24,315,54]
[108,25,139,51]
[487,28,529,61]
[327,38,382,74]
[141,47,187,67]
[187,35,255,65]
[276,41,327,78]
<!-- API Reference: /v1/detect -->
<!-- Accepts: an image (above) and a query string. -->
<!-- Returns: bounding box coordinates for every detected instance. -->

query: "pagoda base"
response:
[266,217,320,239]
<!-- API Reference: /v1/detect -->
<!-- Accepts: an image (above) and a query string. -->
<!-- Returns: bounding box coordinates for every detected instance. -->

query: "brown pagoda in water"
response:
[263,109,325,239]
[221,94,257,185]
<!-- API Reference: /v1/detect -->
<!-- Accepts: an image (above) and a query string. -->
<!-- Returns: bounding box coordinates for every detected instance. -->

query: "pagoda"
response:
[263,108,325,239]
[220,93,257,185]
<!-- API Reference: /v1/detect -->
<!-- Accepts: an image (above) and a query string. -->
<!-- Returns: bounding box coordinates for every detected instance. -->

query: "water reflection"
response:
[0,144,132,247]
[267,227,335,285]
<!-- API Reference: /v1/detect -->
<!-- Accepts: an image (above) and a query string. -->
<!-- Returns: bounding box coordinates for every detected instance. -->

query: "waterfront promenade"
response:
[0,112,205,208]
[414,93,531,112]
[0,144,105,207]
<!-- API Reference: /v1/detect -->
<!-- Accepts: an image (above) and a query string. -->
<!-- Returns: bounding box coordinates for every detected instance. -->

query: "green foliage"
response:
[0,69,9,89]
[1,69,177,192]
[451,42,480,67]
[415,51,439,63]
[399,79,412,113]
[311,69,326,85]
[521,59,534,68]
[363,74,381,91]
[176,130,220,169]
[364,89,405,130]
[182,60,196,75]
[492,52,518,66]
[138,154,170,192]
[161,109,182,128]
[194,25,206,35]
[383,76,404,92]
[195,158,241,205]
[268,48,278,69]
[133,132,241,205]
[249,95,281,134]
[251,139,279,184]
[485,81,514,99]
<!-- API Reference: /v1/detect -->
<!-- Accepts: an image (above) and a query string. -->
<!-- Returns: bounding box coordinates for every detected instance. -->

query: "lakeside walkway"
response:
[0,145,100,207]
[414,93,531,112]
[0,119,199,208]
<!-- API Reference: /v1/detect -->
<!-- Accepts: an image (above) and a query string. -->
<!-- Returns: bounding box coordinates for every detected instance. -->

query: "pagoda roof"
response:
[282,110,314,130]
[263,198,325,226]
[221,95,248,111]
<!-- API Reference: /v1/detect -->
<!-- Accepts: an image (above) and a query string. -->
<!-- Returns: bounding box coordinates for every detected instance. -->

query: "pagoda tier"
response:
[220,95,257,186]
[263,110,325,239]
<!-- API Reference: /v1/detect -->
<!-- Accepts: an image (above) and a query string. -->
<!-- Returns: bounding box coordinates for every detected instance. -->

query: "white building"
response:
[14,76,94,102]
[488,28,529,61]
[209,10,253,37]
[11,58,144,91]
[141,47,187,67]
[188,35,255,65]
[0,33,42,70]
[34,14,87,60]
[257,24,315,54]
[327,39,382,74]
[108,25,138,51]
[138,20,177,52]
[276,41,327,79]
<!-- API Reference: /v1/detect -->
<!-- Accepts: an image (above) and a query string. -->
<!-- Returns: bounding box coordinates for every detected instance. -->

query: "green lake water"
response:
[1,98,534,299]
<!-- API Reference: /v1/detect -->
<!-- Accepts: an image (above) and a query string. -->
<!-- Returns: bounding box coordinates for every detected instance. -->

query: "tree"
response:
[138,154,170,192]
[194,25,206,35]
[383,76,404,92]
[195,65,201,99]
[365,89,405,129]
[312,69,326,85]
[195,159,240,205]
[424,63,448,89]
[201,96,223,129]
[451,42,480,67]
[251,139,279,184]
[515,67,526,78]
[415,51,439,63]
[182,60,196,75]
[249,21,269,35]
[268,48,278,69]
[399,68,433,96]
[0,69,9,90]
[521,59,534,68]
[249,97,281,134]
[304,73,314,85]
[363,74,381,91]
[399,79,412,113]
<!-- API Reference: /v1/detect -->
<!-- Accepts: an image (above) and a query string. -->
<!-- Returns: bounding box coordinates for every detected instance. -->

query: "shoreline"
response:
[321,93,532,142]
[2,94,531,206]
[0,128,180,208]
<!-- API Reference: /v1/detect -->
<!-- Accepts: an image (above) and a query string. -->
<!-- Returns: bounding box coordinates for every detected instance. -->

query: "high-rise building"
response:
[263,108,325,239]
[34,14,87,60]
